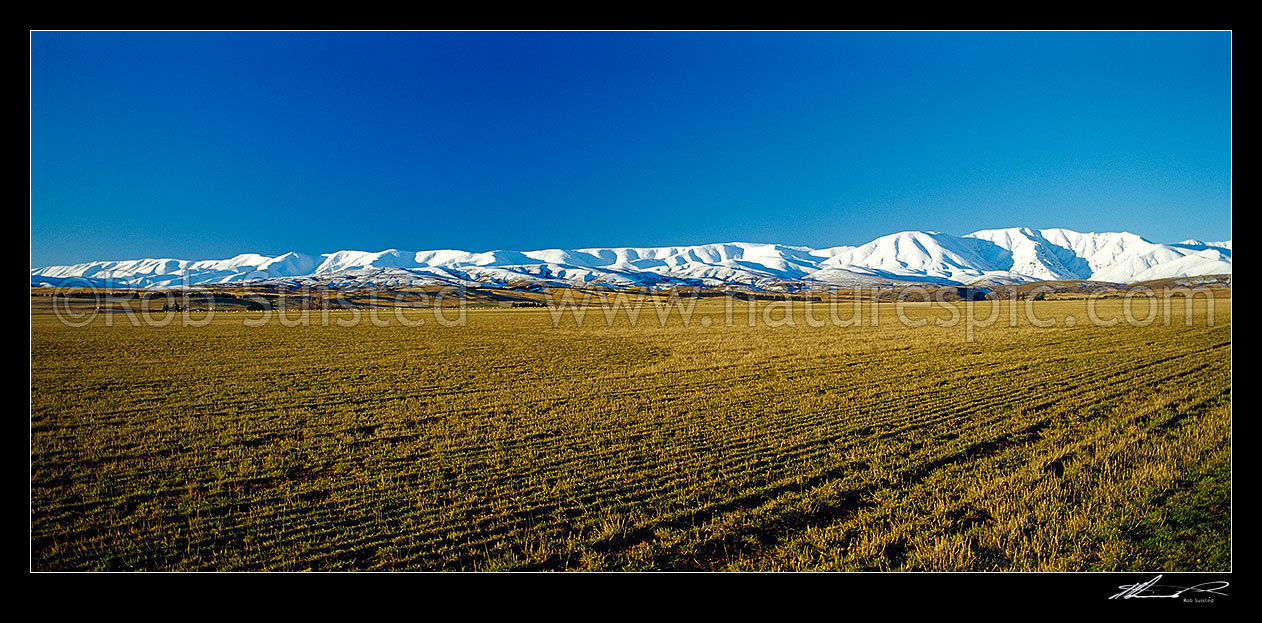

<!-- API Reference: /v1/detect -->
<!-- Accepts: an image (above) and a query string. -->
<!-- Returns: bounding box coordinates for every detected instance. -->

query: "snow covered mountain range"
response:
[31,227,1232,290]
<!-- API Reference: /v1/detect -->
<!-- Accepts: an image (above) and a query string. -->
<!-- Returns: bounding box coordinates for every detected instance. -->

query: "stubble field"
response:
[30,294,1231,571]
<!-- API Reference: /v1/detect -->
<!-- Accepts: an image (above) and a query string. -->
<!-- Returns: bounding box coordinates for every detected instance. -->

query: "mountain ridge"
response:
[31,228,1232,290]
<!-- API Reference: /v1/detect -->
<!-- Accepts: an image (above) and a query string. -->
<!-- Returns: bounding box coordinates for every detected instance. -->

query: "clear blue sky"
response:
[31,31,1231,267]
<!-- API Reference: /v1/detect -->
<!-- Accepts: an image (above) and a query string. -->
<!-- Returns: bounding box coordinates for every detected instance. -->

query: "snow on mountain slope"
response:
[31,228,1231,289]
[1037,229,1160,274]
[965,228,1084,281]
[1174,239,1232,254]
[1092,247,1232,283]
[976,228,1232,283]
[818,231,1014,283]
[31,252,323,288]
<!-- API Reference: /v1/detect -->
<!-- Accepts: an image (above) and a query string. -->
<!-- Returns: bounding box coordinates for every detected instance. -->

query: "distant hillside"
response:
[31,227,1231,290]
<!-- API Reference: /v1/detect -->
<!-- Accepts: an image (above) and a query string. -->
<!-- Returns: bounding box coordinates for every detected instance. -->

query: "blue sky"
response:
[31,31,1231,266]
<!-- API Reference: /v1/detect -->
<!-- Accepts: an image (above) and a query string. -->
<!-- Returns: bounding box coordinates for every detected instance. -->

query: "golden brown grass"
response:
[30,294,1230,570]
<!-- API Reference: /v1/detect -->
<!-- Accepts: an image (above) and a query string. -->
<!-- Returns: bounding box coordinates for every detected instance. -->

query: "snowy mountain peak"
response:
[31,227,1232,289]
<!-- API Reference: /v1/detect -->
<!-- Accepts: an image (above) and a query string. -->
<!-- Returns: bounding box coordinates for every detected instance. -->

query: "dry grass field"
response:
[30,292,1230,571]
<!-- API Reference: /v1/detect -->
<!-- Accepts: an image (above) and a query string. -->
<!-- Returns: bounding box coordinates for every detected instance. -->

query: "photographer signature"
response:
[1110,575,1230,600]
